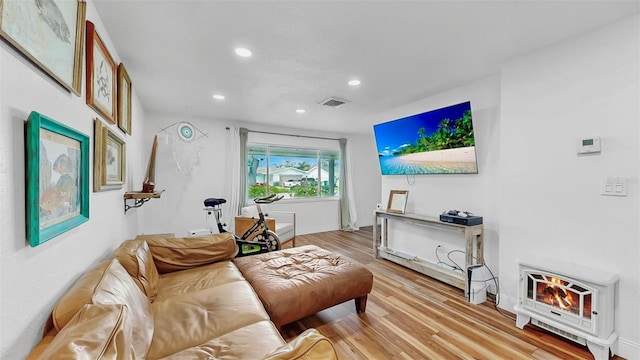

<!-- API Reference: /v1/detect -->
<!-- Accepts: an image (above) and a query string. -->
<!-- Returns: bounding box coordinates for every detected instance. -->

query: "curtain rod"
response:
[226,127,342,141]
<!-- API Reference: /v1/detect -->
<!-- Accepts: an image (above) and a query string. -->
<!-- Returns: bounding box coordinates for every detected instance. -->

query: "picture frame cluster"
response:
[2,1,136,245]
[84,19,131,192]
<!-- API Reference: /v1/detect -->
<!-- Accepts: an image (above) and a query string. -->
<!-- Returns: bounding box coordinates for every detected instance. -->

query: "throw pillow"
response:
[142,234,235,273]
[92,259,154,358]
[34,304,134,360]
[113,239,160,301]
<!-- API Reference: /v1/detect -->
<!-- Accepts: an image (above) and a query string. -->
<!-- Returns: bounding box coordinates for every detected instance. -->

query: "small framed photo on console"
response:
[387,190,408,214]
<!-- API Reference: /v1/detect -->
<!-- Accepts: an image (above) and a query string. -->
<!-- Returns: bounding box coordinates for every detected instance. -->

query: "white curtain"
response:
[228,127,248,232]
[339,138,358,231]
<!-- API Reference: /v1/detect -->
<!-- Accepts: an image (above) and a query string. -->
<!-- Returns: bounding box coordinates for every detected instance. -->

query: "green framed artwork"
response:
[26,111,89,247]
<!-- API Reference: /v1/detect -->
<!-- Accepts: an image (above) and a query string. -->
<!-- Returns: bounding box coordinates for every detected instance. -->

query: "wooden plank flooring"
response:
[279,228,622,360]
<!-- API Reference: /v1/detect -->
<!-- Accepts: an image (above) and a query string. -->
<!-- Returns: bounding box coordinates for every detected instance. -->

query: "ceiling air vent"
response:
[318,97,350,108]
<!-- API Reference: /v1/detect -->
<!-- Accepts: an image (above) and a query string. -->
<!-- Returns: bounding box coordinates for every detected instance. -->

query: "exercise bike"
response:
[203,194,283,257]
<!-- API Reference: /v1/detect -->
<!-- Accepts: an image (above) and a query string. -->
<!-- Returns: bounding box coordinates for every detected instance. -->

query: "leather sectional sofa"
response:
[26,233,337,359]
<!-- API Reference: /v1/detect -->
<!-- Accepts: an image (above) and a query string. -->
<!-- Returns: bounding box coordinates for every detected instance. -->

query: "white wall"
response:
[378,15,639,358]
[0,3,148,357]
[349,132,381,229]
[136,113,379,237]
[499,16,639,357]
[378,76,502,284]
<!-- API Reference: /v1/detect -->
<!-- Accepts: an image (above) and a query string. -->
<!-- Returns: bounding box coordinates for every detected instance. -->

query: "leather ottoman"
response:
[234,245,373,327]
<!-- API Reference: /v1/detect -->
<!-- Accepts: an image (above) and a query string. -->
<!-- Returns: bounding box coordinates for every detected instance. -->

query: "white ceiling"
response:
[93,1,638,135]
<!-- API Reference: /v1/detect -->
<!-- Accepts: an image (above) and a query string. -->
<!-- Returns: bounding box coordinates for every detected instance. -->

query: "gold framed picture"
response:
[94,119,125,191]
[86,21,116,124]
[387,190,408,214]
[117,63,132,135]
[0,0,86,95]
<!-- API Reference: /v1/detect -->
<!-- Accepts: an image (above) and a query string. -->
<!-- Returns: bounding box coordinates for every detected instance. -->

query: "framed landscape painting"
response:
[0,0,86,95]
[26,111,89,247]
[86,20,116,124]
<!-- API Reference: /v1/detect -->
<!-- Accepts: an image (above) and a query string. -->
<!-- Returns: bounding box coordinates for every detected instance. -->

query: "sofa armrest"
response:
[137,233,236,273]
[266,211,295,226]
[263,329,337,360]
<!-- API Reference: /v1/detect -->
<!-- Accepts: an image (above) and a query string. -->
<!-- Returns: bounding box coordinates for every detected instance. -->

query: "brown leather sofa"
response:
[26,233,338,359]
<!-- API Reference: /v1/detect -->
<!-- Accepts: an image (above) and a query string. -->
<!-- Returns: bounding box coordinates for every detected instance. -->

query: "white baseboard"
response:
[615,337,639,359]
[497,293,518,313]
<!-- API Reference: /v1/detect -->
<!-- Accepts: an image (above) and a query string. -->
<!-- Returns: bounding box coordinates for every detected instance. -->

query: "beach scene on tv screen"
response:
[374,101,478,175]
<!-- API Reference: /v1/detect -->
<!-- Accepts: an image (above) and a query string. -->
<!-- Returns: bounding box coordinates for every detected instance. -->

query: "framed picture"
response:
[26,111,89,247]
[117,63,132,134]
[387,190,408,214]
[86,21,116,124]
[0,0,86,95]
[94,119,125,191]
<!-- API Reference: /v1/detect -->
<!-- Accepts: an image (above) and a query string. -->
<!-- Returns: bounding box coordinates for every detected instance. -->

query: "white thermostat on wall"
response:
[577,137,601,154]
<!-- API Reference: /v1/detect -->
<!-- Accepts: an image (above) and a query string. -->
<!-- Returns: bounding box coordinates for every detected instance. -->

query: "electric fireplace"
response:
[514,259,618,360]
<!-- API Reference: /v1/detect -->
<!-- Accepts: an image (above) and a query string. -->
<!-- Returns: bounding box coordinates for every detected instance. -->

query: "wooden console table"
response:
[373,210,484,296]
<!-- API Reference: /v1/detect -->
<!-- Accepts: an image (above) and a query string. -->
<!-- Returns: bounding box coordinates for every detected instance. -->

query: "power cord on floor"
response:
[434,246,515,320]
[481,262,516,321]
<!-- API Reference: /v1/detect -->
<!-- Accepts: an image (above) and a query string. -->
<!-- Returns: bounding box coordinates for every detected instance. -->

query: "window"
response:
[246,144,340,200]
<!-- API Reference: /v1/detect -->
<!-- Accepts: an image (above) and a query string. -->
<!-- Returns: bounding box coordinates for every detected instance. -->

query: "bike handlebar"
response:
[254,194,284,203]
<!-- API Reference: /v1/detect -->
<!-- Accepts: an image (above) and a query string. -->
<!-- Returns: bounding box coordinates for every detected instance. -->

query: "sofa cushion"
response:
[31,304,134,360]
[264,328,337,360]
[113,239,160,301]
[140,233,235,273]
[52,260,111,331]
[157,320,285,360]
[275,222,294,239]
[154,261,246,302]
[92,259,154,358]
[147,281,270,359]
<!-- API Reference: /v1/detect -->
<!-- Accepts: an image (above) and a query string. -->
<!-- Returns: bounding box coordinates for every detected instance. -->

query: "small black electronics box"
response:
[439,214,483,226]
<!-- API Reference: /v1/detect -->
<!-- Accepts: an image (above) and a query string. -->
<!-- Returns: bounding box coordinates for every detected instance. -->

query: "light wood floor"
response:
[280,228,622,360]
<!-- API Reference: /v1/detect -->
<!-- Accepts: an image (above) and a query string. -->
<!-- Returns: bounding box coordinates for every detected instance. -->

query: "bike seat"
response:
[204,198,227,207]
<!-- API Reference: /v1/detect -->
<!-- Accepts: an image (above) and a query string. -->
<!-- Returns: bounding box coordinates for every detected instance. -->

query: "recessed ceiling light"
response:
[296,109,306,114]
[213,94,225,100]
[235,48,252,57]
[348,80,361,86]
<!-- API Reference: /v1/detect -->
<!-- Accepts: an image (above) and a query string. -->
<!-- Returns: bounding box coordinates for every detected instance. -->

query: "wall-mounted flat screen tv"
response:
[373,101,478,175]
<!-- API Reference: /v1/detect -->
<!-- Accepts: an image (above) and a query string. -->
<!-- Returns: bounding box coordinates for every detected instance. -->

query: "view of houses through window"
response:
[247,145,340,200]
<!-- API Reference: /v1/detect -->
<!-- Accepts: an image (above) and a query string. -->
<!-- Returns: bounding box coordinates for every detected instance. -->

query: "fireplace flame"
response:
[539,277,574,310]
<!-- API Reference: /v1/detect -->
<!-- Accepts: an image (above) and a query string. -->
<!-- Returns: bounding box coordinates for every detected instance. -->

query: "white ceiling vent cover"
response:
[318,97,350,108]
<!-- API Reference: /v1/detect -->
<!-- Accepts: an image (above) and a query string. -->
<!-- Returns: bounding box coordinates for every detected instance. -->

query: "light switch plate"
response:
[601,177,628,197]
